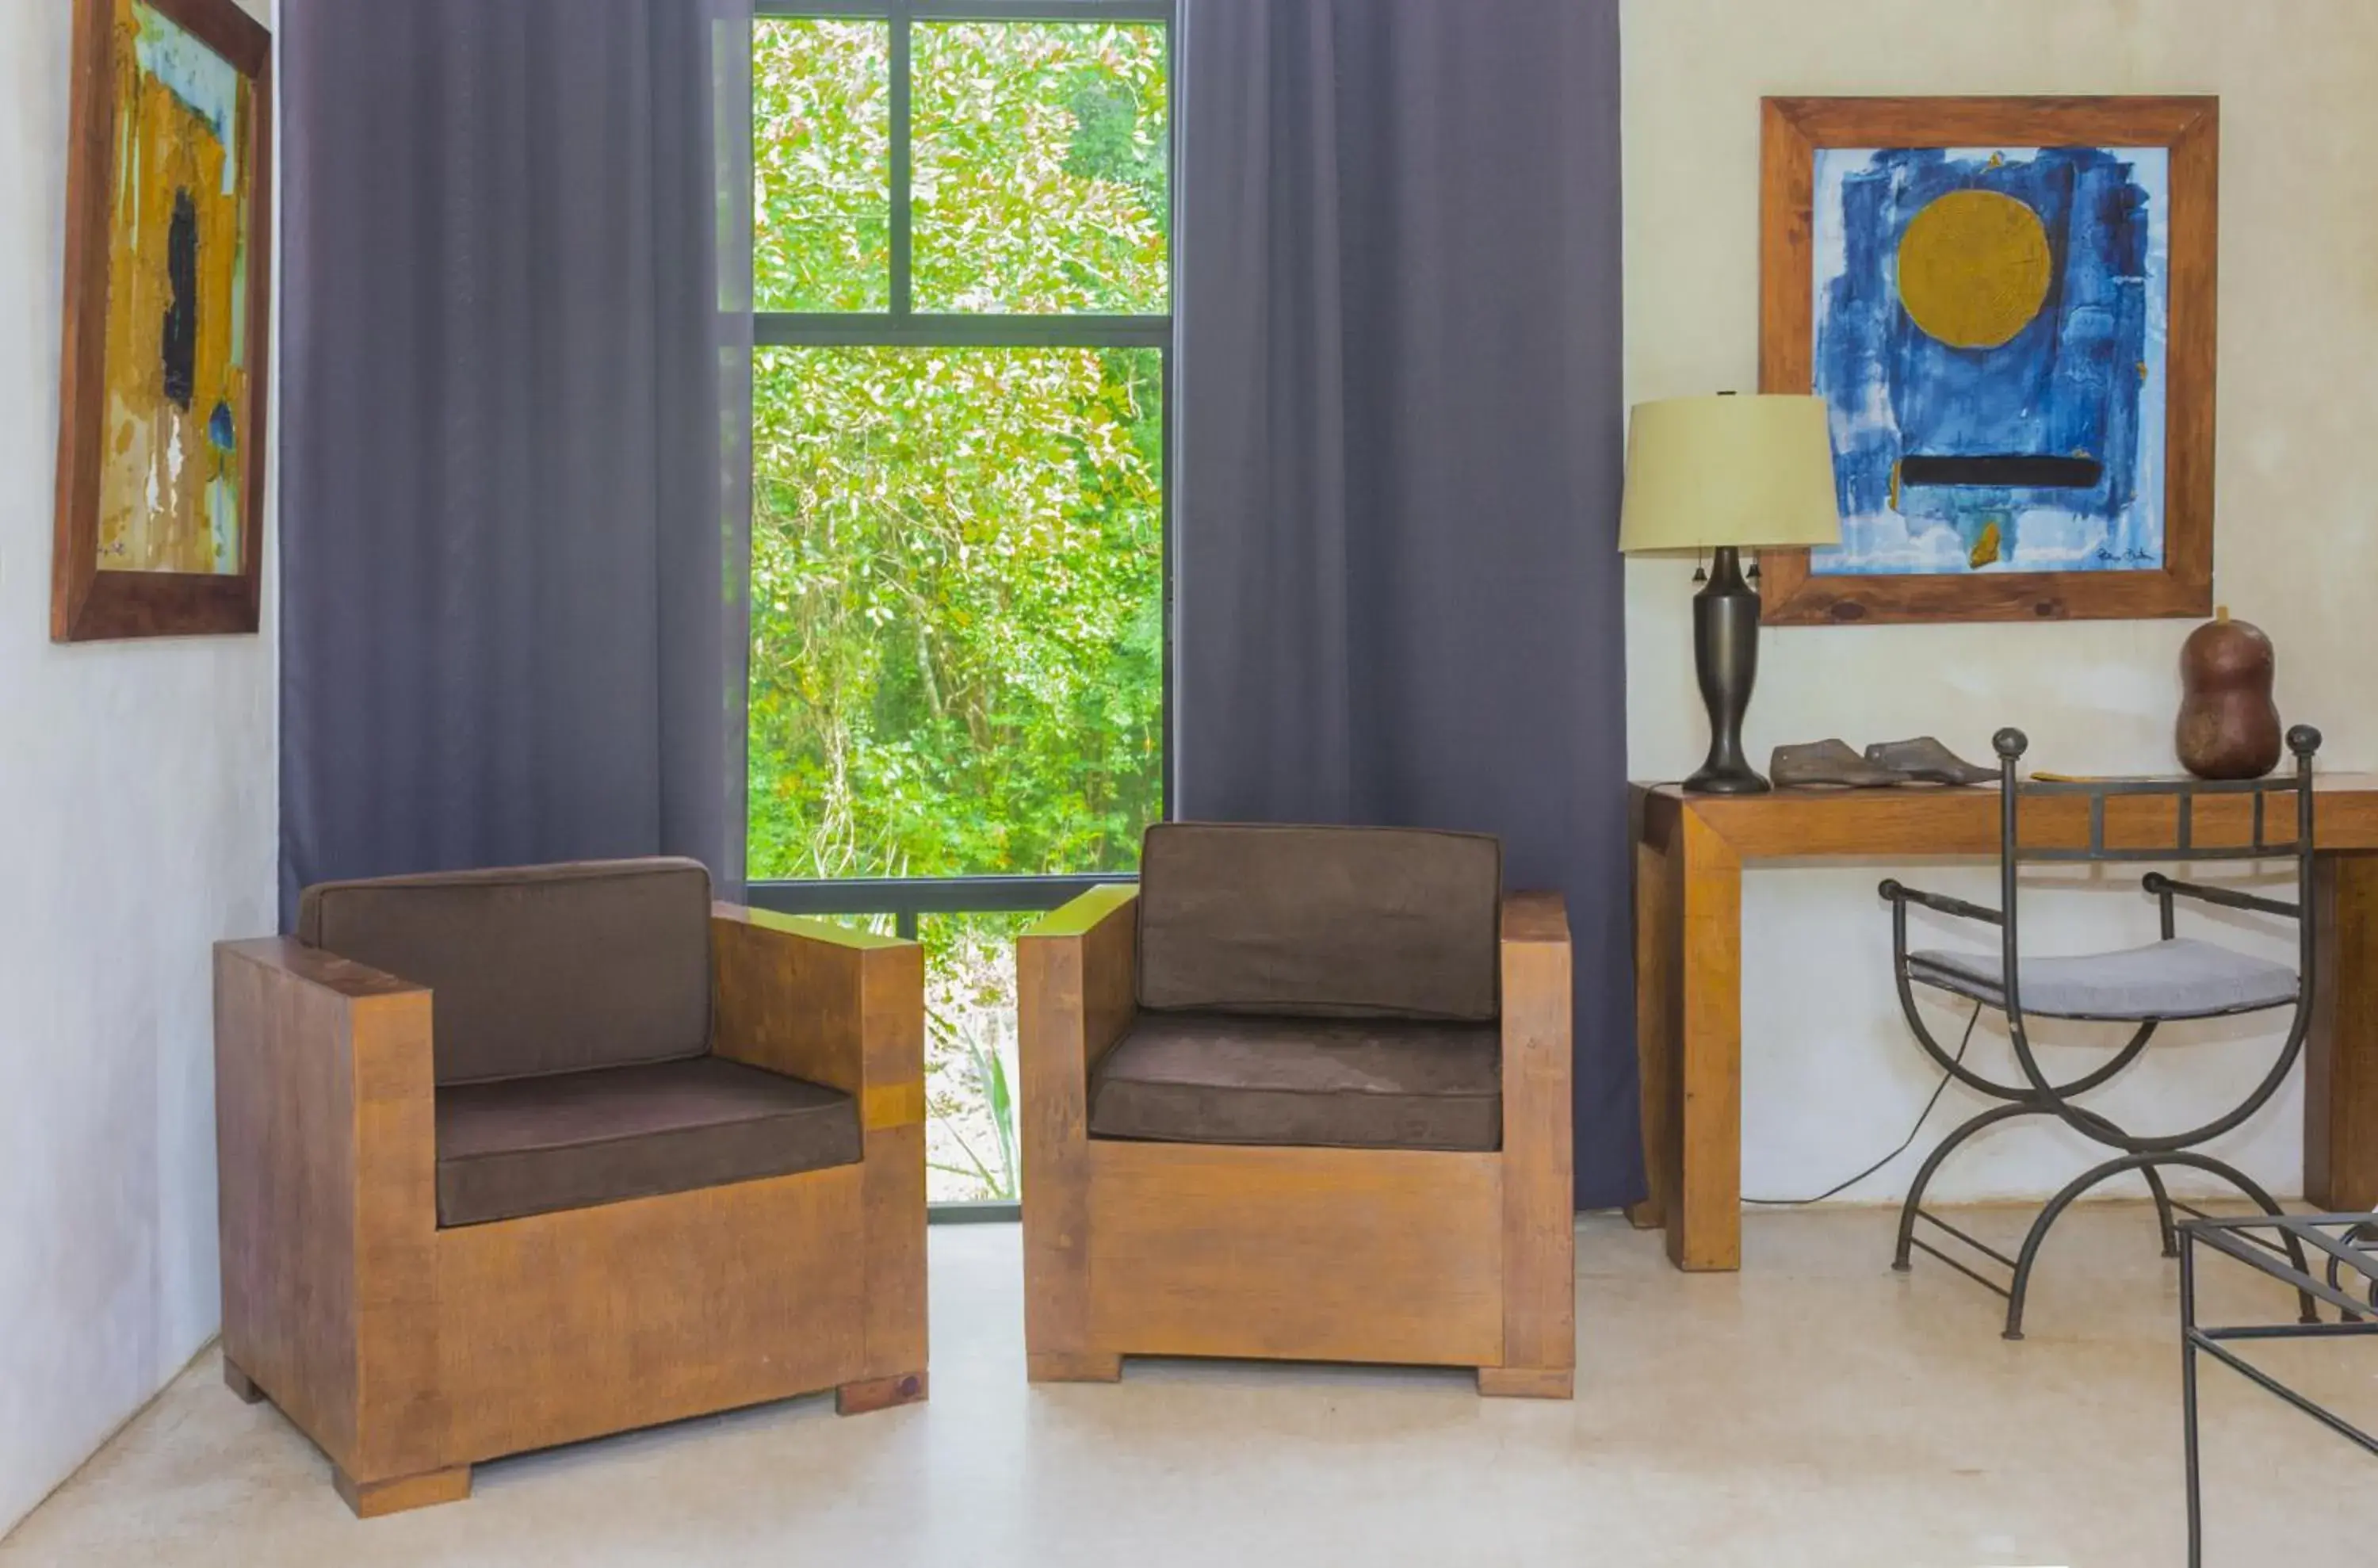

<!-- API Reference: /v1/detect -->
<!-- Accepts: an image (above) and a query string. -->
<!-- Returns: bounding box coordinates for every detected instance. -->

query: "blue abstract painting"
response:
[1810,145,2170,576]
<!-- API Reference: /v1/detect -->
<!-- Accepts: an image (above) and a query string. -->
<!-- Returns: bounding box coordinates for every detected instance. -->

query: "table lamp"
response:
[1619,393,1841,794]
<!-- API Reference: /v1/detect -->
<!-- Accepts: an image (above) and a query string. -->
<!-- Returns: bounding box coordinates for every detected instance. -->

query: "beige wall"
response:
[0,0,277,1535]
[1622,0,2378,1203]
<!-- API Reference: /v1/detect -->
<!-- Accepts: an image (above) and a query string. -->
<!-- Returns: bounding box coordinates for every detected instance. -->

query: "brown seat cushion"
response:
[434,1056,860,1226]
[299,858,713,1085]
[1088,1012,1501,1152]
[1136,822,1501,1020]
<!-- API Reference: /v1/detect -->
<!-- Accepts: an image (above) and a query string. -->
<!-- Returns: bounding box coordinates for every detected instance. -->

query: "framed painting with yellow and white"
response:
[52,0,270,641]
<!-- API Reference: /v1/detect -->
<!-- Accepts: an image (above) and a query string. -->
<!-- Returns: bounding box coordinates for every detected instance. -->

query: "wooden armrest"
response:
[1020,882,1139,942]
[1498,891,1573,1158]
[713,905,928,1386]
[1019,884,1137,1192]
[1497,892,1575,1376]
[215,939,438,1462]
[213,938,434,1144]
[710,904,923,1130]
[1493,889,1569,1379]
[1018,885,1136,1368]
[214,940,433,1114]
[1501,889,1571,950]
[1019,884,1139,1099]
[218,935,426,1003]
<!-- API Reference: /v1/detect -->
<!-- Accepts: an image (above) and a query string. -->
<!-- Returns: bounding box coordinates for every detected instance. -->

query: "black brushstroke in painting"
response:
[1900,455,2103,489]
[162,189,198,411]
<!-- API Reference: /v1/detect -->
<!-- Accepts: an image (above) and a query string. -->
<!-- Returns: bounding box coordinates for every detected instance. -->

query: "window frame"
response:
[755,0,1173,337]
[746,0,1178,1214]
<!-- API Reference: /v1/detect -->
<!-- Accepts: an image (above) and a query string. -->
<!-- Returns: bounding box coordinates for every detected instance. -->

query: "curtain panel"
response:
[280,0,755,923]
[1175,0,1635,1207]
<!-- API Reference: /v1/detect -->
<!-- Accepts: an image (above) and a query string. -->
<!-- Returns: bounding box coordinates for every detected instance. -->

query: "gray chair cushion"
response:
[1135,822,1501,1020]
[300,858,713,1085]
[1907,938,2300,1021]
[435,1056,859,1226]
[1088,1012,1501,1152]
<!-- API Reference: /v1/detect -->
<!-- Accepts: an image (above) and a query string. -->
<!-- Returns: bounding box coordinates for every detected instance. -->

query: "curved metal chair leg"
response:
[1893,1101,2044,1271]
[2055,1105,2177,1260]
[2139,1162,2179,1260]
[2005,1154,2139,1340]
[2004,1153,2316,1339]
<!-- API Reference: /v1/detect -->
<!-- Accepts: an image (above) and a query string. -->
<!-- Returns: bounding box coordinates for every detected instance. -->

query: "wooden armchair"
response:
[212,859,926,1517]
[1019,824,1574,1396]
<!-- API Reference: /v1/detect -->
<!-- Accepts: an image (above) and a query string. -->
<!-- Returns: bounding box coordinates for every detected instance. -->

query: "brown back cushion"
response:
[298,858,713,1085]
[1136,823,1501,1020]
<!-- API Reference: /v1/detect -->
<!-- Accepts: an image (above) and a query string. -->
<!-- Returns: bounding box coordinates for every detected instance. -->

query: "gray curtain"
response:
[279,0,754,924]
[1175,0,1634,1207]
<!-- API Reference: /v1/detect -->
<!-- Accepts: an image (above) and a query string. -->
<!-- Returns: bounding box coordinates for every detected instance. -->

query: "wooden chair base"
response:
[333,1463,472,1519]
[1477,1365,1573,1399]
[1027,1351,1125,1383]
[222,1356,266,1405]
[1030,1352,1575,1399]
[1018,889,1578,1407]
[835,1371,928,1416]
[228,1355,473,1518]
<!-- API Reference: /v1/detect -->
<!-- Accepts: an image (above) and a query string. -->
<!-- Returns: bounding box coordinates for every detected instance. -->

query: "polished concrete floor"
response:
[4,1207,2370,1566]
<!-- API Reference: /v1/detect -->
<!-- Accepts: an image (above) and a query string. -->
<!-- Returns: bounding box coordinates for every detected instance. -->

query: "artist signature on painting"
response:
[2092,545,2158,564]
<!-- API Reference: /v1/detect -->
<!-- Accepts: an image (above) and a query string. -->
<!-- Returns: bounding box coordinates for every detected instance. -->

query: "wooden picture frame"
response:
[52,0,273,642]
[1758,96,2217,626]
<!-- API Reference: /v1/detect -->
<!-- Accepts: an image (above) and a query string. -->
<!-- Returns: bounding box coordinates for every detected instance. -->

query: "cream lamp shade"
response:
[1617,394,1842,554]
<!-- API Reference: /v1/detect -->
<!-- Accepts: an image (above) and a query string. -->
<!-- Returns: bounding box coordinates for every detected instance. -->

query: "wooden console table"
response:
[1628,777,2378,1272]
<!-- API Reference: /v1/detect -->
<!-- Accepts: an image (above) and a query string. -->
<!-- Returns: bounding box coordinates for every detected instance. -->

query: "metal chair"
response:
[1880,725,2324,1340]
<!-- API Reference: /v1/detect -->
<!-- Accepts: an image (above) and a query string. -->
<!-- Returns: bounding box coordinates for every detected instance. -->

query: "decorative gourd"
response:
[2175,608,2281,780]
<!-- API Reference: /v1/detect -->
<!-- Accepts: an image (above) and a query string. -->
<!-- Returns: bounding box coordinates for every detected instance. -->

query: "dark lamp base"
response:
[1681,545,1768,796]
[1683,763,1772,795]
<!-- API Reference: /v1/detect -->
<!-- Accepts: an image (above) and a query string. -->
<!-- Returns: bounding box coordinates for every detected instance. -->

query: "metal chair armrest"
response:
[2141,872,2300,921]
[1879,880,2005,928]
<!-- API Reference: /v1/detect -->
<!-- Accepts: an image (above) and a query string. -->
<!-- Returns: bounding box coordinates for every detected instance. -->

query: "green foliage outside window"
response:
[913,22,1168,313]
[754,20,889,313]
[747,21,1169,885]
[748,344,1162,882]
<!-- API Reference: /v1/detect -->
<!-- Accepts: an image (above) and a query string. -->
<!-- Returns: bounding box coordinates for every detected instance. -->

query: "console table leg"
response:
[2307,851,2378,1210]
[1629,837,1678,1234]
[1672,812,1742,1272]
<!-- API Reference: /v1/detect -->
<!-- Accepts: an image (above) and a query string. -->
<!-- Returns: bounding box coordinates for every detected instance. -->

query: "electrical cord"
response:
[1743,1000,1983,1207]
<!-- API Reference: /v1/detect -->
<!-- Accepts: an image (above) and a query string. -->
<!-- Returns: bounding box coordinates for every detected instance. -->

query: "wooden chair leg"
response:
[333,1464,472,1519]
[1478,1366,1574,1399]
[1027,1350,1122,1383]
[222,1356,266,1405]
[835,1371,928,1416]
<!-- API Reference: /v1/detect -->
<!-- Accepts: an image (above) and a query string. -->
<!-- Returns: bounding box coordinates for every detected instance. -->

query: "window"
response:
[747,2,1172,1210]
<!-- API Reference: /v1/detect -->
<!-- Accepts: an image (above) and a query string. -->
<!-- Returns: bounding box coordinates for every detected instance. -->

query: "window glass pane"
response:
[754,19,890,312]
[919,912,1030,1203]
[912,22,1168,314]
[749,346,1164,881]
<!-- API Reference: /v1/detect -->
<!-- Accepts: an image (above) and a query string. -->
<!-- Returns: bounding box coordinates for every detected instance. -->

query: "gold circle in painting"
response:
[1897,189,2052,350]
